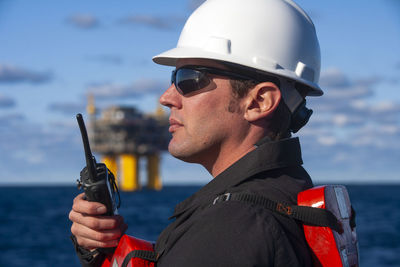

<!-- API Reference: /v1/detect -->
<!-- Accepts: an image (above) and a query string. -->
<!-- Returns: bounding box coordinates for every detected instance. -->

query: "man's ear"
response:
[243,82,281,122]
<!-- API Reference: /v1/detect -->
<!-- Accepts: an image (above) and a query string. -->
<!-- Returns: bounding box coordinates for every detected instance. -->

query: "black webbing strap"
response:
[212,192,343,233]
[350,205,356,229]
[121,250,158,267]
[70,235,107,266]
[70,234,102,260]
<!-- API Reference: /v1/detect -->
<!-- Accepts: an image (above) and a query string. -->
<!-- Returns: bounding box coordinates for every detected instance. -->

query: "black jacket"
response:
[155,137,313,266]
[75,137,314,266]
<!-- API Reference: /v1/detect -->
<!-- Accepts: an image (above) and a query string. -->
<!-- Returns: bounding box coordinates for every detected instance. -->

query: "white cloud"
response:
[12,150,46,165]
[370,101,400,113]
[379,125,399,135]
[325,84,373,100]
[309,68,400,127]
[47,102,86,115]
[88,79,168,99]
[317,68,375,106]
[119,15,175,30]
[86,54,124,65]
[0,112,25,126]
[67,14,99,29]
[118,14,184,31]
[298,66,400,178]
[0,94,16,108]
[0,64,52,84]
[319,68,351,88]
[331,114,348,127]
[316,136,337,146]
[0,116,84,184]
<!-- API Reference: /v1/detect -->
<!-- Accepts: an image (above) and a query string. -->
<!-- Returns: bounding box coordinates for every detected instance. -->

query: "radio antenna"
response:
[76,113,96,181]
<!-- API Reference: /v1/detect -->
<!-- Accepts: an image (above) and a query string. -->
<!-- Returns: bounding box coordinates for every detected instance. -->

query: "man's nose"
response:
[159,84,182,109]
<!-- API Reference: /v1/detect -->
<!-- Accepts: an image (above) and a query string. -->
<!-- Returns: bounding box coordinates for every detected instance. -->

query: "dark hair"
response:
[229,78,292,140]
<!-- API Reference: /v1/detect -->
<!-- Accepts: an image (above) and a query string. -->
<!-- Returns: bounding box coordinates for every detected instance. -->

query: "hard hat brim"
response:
[153,47,323,97]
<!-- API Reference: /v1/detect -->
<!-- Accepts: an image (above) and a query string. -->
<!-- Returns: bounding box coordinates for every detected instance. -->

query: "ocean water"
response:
[0,185,399,267]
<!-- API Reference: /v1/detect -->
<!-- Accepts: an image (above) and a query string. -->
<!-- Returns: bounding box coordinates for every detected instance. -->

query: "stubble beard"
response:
[167,131,220,167]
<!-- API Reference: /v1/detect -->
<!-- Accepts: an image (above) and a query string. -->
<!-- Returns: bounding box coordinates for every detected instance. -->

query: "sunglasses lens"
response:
[173,68,210,95]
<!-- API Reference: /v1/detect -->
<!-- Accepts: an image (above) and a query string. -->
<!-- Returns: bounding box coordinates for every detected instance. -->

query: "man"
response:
[69,0,323,266]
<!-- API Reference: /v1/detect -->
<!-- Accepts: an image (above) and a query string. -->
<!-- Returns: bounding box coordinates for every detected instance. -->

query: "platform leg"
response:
[147,154,162,190]
[120,154,139,191]
[103,155,118,178]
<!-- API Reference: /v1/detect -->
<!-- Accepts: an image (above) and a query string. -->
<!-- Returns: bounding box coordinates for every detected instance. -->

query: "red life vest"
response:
[298,185,359,267]
[102,185,359,267]
[101,235,156,267]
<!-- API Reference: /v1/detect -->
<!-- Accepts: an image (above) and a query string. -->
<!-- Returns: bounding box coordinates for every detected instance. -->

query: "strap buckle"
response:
[213,193,232,205]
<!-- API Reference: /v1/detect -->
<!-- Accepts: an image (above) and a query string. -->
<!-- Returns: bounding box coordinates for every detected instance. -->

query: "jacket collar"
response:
[171,137,303,218]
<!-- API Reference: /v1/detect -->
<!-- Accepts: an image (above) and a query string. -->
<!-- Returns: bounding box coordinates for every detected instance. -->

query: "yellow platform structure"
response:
[88,95,167,191]
[119,154,140,191]
[102,155,118,177]
[102,154,162,191]
[147,154,162,190]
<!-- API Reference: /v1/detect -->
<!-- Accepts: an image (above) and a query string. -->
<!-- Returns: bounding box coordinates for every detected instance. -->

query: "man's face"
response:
[159,59,248,166]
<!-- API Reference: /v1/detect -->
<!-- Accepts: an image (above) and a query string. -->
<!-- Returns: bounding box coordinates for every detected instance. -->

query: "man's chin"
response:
[169,150,194,163]
[168,143,198,164]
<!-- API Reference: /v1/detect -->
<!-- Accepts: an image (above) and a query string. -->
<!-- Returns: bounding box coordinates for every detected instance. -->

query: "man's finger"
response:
[74,234,120,249]
[72,193,107,215]
[69,210,124,230]
[71,222,123,245]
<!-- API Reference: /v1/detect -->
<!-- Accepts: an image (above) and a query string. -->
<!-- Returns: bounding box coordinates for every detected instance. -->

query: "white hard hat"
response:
[153,0,322,96]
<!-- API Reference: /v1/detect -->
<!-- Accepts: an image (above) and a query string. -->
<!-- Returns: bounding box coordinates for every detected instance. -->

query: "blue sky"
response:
[0,0,399,185]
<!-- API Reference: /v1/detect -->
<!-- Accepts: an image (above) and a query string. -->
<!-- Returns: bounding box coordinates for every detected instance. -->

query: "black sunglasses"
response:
[171,65,257,95]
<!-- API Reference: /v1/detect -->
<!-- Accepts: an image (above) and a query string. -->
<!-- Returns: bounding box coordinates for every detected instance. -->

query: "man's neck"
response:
[208,144,256,177]
[200,127,268,177]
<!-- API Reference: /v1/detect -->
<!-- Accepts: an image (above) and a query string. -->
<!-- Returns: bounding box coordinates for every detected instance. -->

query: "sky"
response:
[0,0,399,185]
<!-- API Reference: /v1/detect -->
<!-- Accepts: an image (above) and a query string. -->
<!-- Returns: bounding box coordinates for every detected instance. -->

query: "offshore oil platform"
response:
[86,95,170,191]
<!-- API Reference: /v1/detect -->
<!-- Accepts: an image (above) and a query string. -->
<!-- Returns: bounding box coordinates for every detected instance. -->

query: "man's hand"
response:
[69,193,128,250]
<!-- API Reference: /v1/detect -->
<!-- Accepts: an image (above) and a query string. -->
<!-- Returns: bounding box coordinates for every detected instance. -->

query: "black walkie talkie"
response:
[76,113,119,216]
